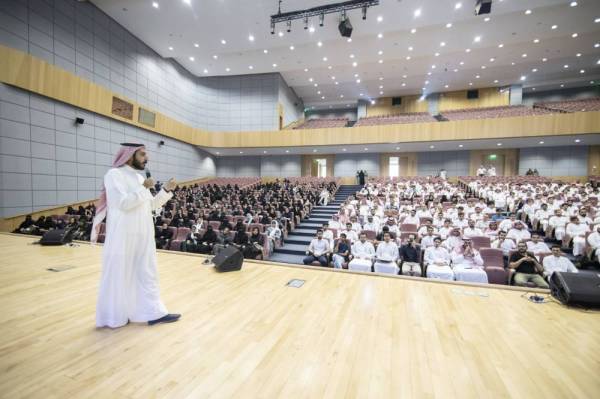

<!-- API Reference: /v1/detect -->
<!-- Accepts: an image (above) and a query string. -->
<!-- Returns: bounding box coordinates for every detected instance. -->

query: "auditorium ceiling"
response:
[93,0,600,108]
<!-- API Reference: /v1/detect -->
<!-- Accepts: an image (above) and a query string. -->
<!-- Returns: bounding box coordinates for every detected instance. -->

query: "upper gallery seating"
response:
[533,97,600,113]
[354,112,436,126]
[440,105,552,121]
[294,118,348,129]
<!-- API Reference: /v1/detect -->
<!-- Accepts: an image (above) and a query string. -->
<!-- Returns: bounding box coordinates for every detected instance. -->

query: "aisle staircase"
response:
[269,185,362,264]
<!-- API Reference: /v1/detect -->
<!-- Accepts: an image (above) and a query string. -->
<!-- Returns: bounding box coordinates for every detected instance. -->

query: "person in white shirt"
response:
[453,213,469,229]
[403,210,420,226]
[451,239,487,283]
[463,220,483,239]
[534,203,551,232]
[506,221,531,243]
[374,232,399,274]
[487,166,497,177]
[319,188,330,206]
[484,220,500,239]
[491,230,516,257]
[438,219,453,240]
[417,220,436,238]
[322,223,335,250]
[362,216,379,233]
[499,213,517,232]
[383,218,400,235]
[443,228,463,251]
[191,217,205,234]
[493,189,507,210]
[526,233,551,260]
[303,230,331,266]
[349,232,375,272]
[565,216,590,257]
[340,222,358,243]
[549,209,569,240]
[425,237,453,280]
[542,245,578,281]
[477,165,487,177]
[587,225,600,261]
[266,220,282,254]
[420,226,437,248]
[328,214,342,231]
[578,209,593,226]
[349,216,362,233]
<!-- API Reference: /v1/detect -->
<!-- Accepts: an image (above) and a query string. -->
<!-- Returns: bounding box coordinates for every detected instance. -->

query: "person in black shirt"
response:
[245,227,265,259]
[14,215,34,234]
[332,233,350,268]
[509,241,548,288]
[155,223,173,249]
[399,233,421,276]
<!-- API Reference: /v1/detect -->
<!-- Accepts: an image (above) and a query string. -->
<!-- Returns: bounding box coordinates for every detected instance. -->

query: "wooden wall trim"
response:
[2,45,600,150]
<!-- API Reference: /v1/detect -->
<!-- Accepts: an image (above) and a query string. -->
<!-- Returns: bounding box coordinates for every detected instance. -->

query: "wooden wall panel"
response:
[469,149,518,176]
[438,88,510,111]
[380,153,417,177]
[588,145,600,175]
[366,95,428,116]
[2,45,600,150]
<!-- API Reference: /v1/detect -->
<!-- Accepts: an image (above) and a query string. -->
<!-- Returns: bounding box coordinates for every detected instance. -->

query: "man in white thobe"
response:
[451,240,488,283]
[349,232,375,272]
[565,217,590,257]
[425,237,453,280]
[506,221,531,243]
[587,225,600,260]
[374,232,399,274]
[549,209,569,240]
[93,143,179,328]
[542,245,579,281]
[526,233,551,260]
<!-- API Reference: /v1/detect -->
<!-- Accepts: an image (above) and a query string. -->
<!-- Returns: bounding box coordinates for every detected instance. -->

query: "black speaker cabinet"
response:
[40,228,74,246]
[212,246,243,272]
[550,272,600,308]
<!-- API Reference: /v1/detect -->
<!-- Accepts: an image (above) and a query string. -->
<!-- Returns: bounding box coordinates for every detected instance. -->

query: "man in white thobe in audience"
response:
[542,245,578,281]
[425,237,454,280]
[565,216,590,257]
[451,239,488,283]
[526,233,551,260]
[349,232,375,272]
[507,221,531,243]
[340,222,358,243]
[549,209,569,240]
[491,230,516,257]
[374,232,399,274]
[362,215,379,233]
[322,223,335,250]
[463,220,483,239]
[94,143,180,328]
[587,225,600,261]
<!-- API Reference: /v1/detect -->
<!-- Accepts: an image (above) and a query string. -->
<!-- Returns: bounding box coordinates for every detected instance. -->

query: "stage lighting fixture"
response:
[287,20,291,32]
[362,6,367,20]
[339,14,353,38]
[319,13,324,27]
[474,0,492,15]
[304,16,308,29]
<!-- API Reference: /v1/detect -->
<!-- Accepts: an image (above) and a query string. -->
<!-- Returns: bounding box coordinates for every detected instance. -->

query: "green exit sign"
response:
[488,154,497,160]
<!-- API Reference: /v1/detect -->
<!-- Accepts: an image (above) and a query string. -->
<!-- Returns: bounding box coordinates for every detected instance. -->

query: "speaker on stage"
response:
[212,246,243,272]
[549,272,600,308]
[40,228,74,246]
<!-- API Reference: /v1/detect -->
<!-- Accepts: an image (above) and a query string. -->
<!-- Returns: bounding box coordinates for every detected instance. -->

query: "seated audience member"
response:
[425,237,453,280]
[340,222,358,243]
[484,220,500,238]
[463,220,483,239]
[509,242,548,288]
[443,228,463,251]
[451,238,487,283]
[499,213,517,232]
[332,233,351,269]
[155,222,173,249]
[506,221,531,243]
[542,245,578,281]
[526,233,551,259]
[197,225,218,254]
[191,217,205,234]
[399,233,421,276]
[232,227,249,255]
[491,230,516,265]
[362,215,379,233]
[245,227,265,259]
[181,229,202,253]
[403,210,420,225]
[303,230,331,267]
[349,216,362,233]
[374,232,399,274]
[438,219,453,240]
[383,218,399,235]
[453,213,469,229]
[349,232,375,272]
[565,216,590,257]
[534,203,552,231]
[420,226,437,248]
[214,226,234,253]
[329,214,342,230]
[322,222,335,250]
[549,209,568,240]
[586,225,600,261]
[14,215,35,234]
[266,221,282,254]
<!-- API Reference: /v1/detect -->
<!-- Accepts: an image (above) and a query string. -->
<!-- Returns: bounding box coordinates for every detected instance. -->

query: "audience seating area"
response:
[440,105,552,121]
[293,118,348,129]
[533,97,600,113]
[354,112,436,126]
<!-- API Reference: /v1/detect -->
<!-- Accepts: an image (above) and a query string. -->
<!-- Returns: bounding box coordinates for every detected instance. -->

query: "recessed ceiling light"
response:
[402,74,407,78]
[595,18,600,23]
[532,68,538,72]
[239,151,243,154]
[203,68,208,74]
[264,150,268,154]
[551,24,558,29]
[570,1,578,6]
[309,77,313,82]
[331,76,336,80]
[497,143,502,146]
[313,149,318,152]
[476,75,480,79]
[379,77,384,80]
[468,82,473,86]
[354,73,359,78]
[539,141,544,144]
[542,57,547,62]
[494,79,498,83]
[597,59,600,65]
[379,85,384,89]
[152,2,159,8]
[321,96,325,99]
[183,0,191,4]
[317,91,321,94]
[489,57,495,62]
[334,82,338,85]
[465,48,471,53]
[435,52,440,57]
[408,46,413,51]
[378,59,383,63]
[212,55,218,59]
[444,85,449,88]
[349,54,355,58]
[343,148,347,151]
[575,139,581,143]
[352,62,358,67]
[459,144,464,148]
[248,35,255,42]
[377,15,383,22]
[355,79,361,84]
[278,31,284,37]
[379,91,383,94]
[290,45,295,50]
[446,23,452,28]
[511,62,515,65]
[317,41,323,47]
[248,65,253,69]
[522,53,527,58]
[591,81,595,84]
[481,65,486,69]
[455,2,462,10]
[377,33,383,39]
[564,64,569,68]
[370,100,375,104]
[359,92,363,96]
[194,43,199,48]
[484,17,490,22]
[189,56,194,61]
[221,39,227,44]
[216,152,220,155]
[378,50,383,55]
[431,64,436,69]
[454,68,458,72]
[225,67,230,72]
[309,26,315,33]
[347,38,352,42]
[474,36,481,42]
[520,75,526,81]
[396,147,400,150]
[440,41,446,47]
[322,56,327,61]
[533,38,540,43]
[340,94,344,98]
[572,33,578,38]
[576,53,581,57]
[304,68,309,72]
[525,9,532,15]
[328,65,332,69]
[580,69,585,74]
[410,28,417,34]
[459,61,464,65]
[414,8,421,17]
[560,84,564,87]
[406,56,411,60]
[364,147,369,151]
[596,43,600,48]
[314,83,318,87]
[272,63,277,68]
[401,83,406,86]
[427,72,432,76]
[168,46,173,51]
[429,145,435,149]
[285,150,290,153]
[498,43,504,48]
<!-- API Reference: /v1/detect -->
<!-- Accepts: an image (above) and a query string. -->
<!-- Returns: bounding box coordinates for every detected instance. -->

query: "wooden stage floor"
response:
[0,234,599,399]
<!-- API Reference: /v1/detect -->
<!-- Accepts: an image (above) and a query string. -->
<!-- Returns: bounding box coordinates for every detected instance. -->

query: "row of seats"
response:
[440,105,552,121]
[534,97,600,113]
[293,118,348,129]
[354,112,436,126]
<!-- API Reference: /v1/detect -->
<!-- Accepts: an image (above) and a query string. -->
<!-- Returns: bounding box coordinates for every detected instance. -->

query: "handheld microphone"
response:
[145,169,151,179]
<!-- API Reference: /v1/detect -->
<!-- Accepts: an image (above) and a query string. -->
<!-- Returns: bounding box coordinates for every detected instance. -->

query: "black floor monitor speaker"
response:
[40,228,74,246]
[550,272,600,308]
[212,246,243,272]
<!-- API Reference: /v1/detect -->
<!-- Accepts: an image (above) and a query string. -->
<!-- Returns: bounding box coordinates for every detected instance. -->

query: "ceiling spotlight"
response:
[564,64,569,68]
[248,65,253,69]
[377,15,383,22]
[402,83,406,86]
[377,33,383,39]
[213,55,218,59]
[317,41,323,47]
[494,79,498,83]
[322,56,327,61]
[440,41,446,47]
[356,79,361,83]
[290,45,295,50]
[459,144,464,148]
[476,75,480,79]
[194,43,199,48]
[465,48,471,53]
[378,59,383,63]
[414,8,421,17]
[551,24,558,29]
[168,46,173,51]
[435,52,440,57]
[349,54,355,58]
[406,56,411,60]
[497,143,502,146]
[319,13,324,27]
[532,68,538,72]
[225,67,230,72]
[522,53,527,58]
[347,38,352,42]
[188,56,194,61]
[446,23,452,28]
[248,35,255,42]
[542,57,547,62]
[539,141,544,144]
[272,63,277,67]
[580,69,585,74]
[498,43,504,48]
[460,61,464,65]
[560,84,564,87]
[469,82,473,86]
[278,31,284,37]
[203,68,208,74]
[489,57,495,62]
[364,148,369,151]
[576,53,581,57]
[533,38,539,43]
[379,77,384,80]
[287,20,292,33]
[408,46,413,51]
[378,50,383,55]
[596,43,600,48]
[352,62,358,67]
[525,9,532,15]
[455,2,462,9]
[410,28,417,34]
[474,36,481,42]
[484,17,490,22]
[520,75,526,81]
[328,65,332,69]
[309,26,315,33]
[575,139,581,143]
[152,2,159,8]
[221,39,226,44]
[430,145,435,149]
[570,1,577,6]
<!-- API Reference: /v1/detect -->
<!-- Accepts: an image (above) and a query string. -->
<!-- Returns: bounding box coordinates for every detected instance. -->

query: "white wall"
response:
[519,146,588,176]
[334,153,380,177]
[278,75,304,127]
[216,155,301,177]
[260,155,301,177]
[417,151,470,177]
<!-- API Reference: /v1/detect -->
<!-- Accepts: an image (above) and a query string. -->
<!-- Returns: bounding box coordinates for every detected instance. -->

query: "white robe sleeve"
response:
[151,189,173,211]
[105,170,151,211]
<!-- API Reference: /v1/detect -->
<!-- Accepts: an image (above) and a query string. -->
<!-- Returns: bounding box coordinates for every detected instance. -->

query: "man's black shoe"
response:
[148,313,181,325]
